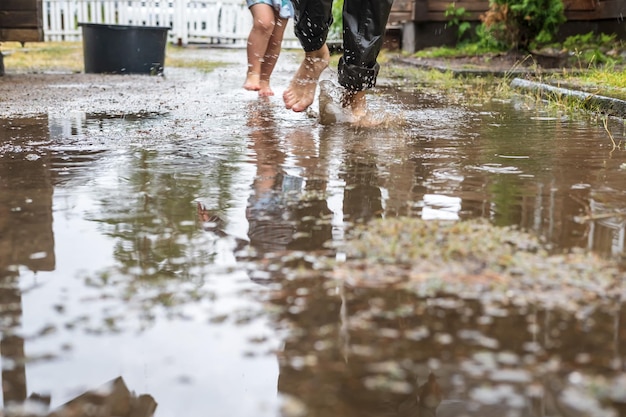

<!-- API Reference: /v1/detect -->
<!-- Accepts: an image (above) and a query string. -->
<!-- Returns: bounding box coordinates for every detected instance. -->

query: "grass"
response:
[1,41,83,73]
[581,68,626,89]
[0,41,229,73]
[541,67,626,101]
[413,43,504,59]
[165,45,229,72]
[409,33,626,96]
[379,59,517,106]
[388,38,626,119]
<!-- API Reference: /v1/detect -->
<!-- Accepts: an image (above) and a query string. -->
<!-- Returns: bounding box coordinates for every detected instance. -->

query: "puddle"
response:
[1,48,626,416]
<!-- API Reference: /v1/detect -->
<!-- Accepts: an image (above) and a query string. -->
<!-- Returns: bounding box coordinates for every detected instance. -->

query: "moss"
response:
[330,217,623,307]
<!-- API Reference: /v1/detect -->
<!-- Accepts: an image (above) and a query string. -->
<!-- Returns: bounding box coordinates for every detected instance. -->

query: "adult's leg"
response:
[291,0,334,52]
[283,0,333,112]
[245,4,278,91]
[258,16,289,96]
[339,0,393,90]
[338,0,392,116]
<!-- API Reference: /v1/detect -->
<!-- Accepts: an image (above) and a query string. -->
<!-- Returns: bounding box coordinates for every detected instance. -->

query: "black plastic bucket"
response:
[79,23,169,75]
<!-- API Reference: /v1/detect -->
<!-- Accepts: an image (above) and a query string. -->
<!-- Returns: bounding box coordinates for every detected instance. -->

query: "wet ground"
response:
[1,46,626,417]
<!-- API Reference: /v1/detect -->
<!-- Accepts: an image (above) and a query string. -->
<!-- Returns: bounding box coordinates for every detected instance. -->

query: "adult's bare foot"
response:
[340,90,367,118]
[283,46,330,112]
[244,72,261,91]
[340,90,387,127]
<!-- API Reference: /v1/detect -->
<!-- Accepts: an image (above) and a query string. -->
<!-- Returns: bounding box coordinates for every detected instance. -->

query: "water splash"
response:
[318,80,405,127]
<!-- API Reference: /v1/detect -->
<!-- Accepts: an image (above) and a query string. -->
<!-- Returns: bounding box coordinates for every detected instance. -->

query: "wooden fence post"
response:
[172,0,188,45]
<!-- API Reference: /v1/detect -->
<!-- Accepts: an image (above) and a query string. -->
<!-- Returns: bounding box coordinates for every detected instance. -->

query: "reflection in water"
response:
[0,116,55,411]
[1,72,626,417]
[270,270,624,416]
[245,101,332,257]
[339,143,384,223]
[584,189,626,259]
[52,376,156,417]
[459,108,626,257]
[0,278,27,408]
[0,116,55,274]
[236,100,626,416]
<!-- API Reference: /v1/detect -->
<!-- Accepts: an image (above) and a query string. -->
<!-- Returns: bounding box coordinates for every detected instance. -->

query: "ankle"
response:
[305,47,330,64]
[341,90,365,105]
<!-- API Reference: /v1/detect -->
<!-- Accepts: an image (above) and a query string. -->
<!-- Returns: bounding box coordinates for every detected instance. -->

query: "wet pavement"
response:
[1,46,626,417]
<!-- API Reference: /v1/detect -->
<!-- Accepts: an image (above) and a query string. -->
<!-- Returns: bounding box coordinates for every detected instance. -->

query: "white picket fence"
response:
[43,0,299,47]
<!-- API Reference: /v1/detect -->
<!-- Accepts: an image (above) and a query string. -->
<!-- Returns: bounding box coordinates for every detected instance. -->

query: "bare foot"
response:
[340,90,367,118]
[283,46,330,112]
[340,90,387,127]
[244,72,261,91]
[258,80,274,97]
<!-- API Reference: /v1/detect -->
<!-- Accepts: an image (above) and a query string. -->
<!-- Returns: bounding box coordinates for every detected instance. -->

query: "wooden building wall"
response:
[0,0,44,43]
[390,0,626,52]
[389,0,626,25]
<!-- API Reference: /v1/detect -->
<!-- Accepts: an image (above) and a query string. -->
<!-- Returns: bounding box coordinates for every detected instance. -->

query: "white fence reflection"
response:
[43,0,298,47]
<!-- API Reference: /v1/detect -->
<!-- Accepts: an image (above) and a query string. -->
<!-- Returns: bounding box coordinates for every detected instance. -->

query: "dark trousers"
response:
[291,0,394,91]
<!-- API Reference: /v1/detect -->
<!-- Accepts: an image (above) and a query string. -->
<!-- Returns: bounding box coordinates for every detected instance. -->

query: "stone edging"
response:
[392,56,626,118]
[391,56,572,77]
[510,78,626,119]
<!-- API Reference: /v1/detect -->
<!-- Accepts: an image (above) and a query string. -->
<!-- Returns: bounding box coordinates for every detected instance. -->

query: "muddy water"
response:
[1,48,626,417]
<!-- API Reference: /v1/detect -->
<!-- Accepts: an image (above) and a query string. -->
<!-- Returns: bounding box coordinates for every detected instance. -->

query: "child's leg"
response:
[258,16,288,96]
[244,4,277,91]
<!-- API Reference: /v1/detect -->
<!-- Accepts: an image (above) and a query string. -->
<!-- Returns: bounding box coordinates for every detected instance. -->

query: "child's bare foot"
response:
[244,72,261,91]
[258,80,274,97]
[283,46,330,112]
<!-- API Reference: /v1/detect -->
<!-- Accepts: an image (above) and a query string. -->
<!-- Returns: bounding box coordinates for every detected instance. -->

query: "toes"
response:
[291,102,307,112]
[283,90,297,109]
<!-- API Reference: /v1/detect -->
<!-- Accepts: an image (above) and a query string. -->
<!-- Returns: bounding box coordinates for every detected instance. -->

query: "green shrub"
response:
[481,0,566,51]
[561,32,623,66]
[445,2,473,42]
[329,0,343,40]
